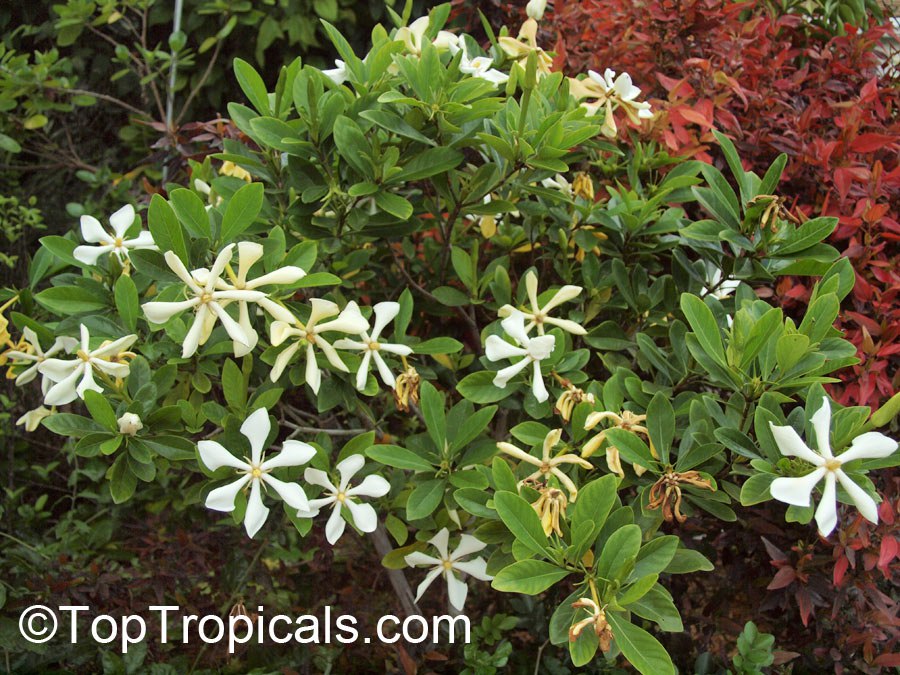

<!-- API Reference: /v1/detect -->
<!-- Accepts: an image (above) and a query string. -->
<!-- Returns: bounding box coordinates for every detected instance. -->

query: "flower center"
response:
[335,491,346,503]
[368,341,381,351]
[76,350,91,362]
[114,237,124,248]
[250,467,263,479]
[825,459,841,472]
[199,292,212,304]
[442,559,454,570]
[540,461,551,473]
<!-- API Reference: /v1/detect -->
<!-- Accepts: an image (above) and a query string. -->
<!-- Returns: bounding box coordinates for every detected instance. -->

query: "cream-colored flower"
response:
[404,528,492,610]
[16,405,53,432]
[333,301,413,391]
[532,486,568,537]
[73,205,157,266]
[269,299,368,392]
[526,0,549,20]
[582,409,657,477]
[395,17,458,57]
[4,327,78,396]
[194,242,305,357]
[498,19,553,77]
[555,383,595,422]
[498,269,585,336]
[485,309,555,402]
[569,69,653,137]
[117,412,143,436]
[769,397,898,537]
[497,428,592,500]
[219,160,252,182]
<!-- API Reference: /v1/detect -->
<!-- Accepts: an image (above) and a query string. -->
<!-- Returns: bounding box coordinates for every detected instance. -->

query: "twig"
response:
[175,36,224,126]
[282,421,367,436]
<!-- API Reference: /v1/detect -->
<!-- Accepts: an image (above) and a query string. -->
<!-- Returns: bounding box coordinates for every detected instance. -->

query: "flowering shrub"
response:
[4,4,900,672]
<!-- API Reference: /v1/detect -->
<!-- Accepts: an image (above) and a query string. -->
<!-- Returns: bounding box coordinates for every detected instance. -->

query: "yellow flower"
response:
[531,486,568,537]
[581,410,658,477]
[572,172,595,201]
[554,383,595,422]
[498,19,553,78]
[497,428,592,501]
[219,160,252,182]
[394,364,421,412]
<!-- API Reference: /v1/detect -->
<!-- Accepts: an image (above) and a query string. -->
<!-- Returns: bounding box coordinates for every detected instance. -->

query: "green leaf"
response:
[391,147,464,183]
[664,547,714,573]
[42,413,102,438]
[40,236,80,267]
[739,473,775,506]
[333,116,372,177]
[221,359,246,410]
[114,274,139,331]
[233,58,271,115]
[169,188,211,238]
[412,337,463,354]
[605,428,656,471]
[83,390,117,431]
[646,392,674,464]
[374,191,413,219]
[449,405,496,453]
[596,524,642,583]
[419,381,446,452]
[494,491,549,558]
[406,478,446,520]
[35,286,108,315]
[220,182,264,244]
[625,584,683,632]
[148,194,189,265]
[570,474,618,559]
[631,536,679,579]
[607,612,676,675]
[492,560,569,594]
[366,444,435,472]
[457,370,513,404]
[108,454,137,504]
[680,293,726,366]
[296,272,342,287]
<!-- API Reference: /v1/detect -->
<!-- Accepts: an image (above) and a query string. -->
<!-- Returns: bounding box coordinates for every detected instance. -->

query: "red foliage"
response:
[465,0,900,409]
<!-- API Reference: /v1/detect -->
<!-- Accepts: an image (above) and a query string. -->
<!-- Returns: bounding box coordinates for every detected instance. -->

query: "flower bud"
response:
[117,412,143,436]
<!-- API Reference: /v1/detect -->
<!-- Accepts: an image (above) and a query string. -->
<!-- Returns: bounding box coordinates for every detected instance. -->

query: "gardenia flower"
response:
[73,204,157,266]
[404,528,492,611]
[117,412,143,436]
[485,309,555,402]
[582,409,656,477]
[703,263,741,301]
[142,244,267,358]
[269,299,369,392]
[459,49,509,86]
[333,301,413,391]
[198,408,315,539]
[497,428,592,500]
[532,486,567,537]
[220,160,252,182]
[526,0,549,20]
[322,59,347,85]
[498,270,586,335]
[540,174,573,197]
[498,19,553,77]
[569,69,653,137]
[569,598,613,651]
[38,324,137,406]
[4,327,78,395]
[194,242,305,357]
[16,405,53,432]
[769,397,898,537]
[395,17,458,57]
[297,454,390,545]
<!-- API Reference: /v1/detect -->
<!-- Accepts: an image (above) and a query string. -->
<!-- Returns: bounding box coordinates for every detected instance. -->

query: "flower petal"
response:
[261,474,309,511]
[404,552,441,567]
[543,316,587,335]
[263,440,317,470]
[182,305,209,357]
[80,215,109,243]
[38,358,80,383]
[325,503,346,544]
[372,351,395,388]
[75,366,103,398]
[541,285,583,313]
[244,479,270,538]
[770,467,826,507]
[814,471,838,537]
[345,499,378,533]
[836,432,899,464]
[354,351,372,391]
[445,569,469,611]
[206,475,250,512]
[90,334,137,359]
[413,566,443,603]
[198,440,250,471]
[74,244,114,265]
[317,338,349,372]
[307,298,340,328]
[317,302,369,335]
[810,397,833,459]
[500,309,531,346]
[768,422,825,466]
[370,302,399,341]
[485,335,527,362]
[304,467,337,493]
[108,204,135,237]
[240,408,271,465]
[249,266,307,287]
[428,527,450,559]
[143,298,201,324]
[206,244,235,293]
[164,251,203,294]
[453,557,492,581]
[209,301,250,347]
[42,366,84,406]
[451,534,486,560]
[493,357,531,388]
[271,341,299,381]
[336,454,365,492]
[835,469,879,524]
[269,320,300,347]
[531,360,549,402]
[377,342,413,356]
[347,474,390,499]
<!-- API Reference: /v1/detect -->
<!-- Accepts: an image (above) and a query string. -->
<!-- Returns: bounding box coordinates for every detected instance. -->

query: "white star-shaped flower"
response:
[198,408,315,539]
[703,263,741,301]
[142,244,267,358]
[498,269,585,335]
[459,51,509,86]
[333,301,413,391]
[769,397,898,536]
[395,17,458,57]
[296,454,390,545]
[5,327,78,395]
[404,528,492,611]
[38,324,137,406]
[540,174,574,197]
[485,309,555,402]
[569,69,653,137]
[194,242,305,357]
[322,59,347,85]
[73,205,157,265]
[497,428,592,500]
[269,299,368,392]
